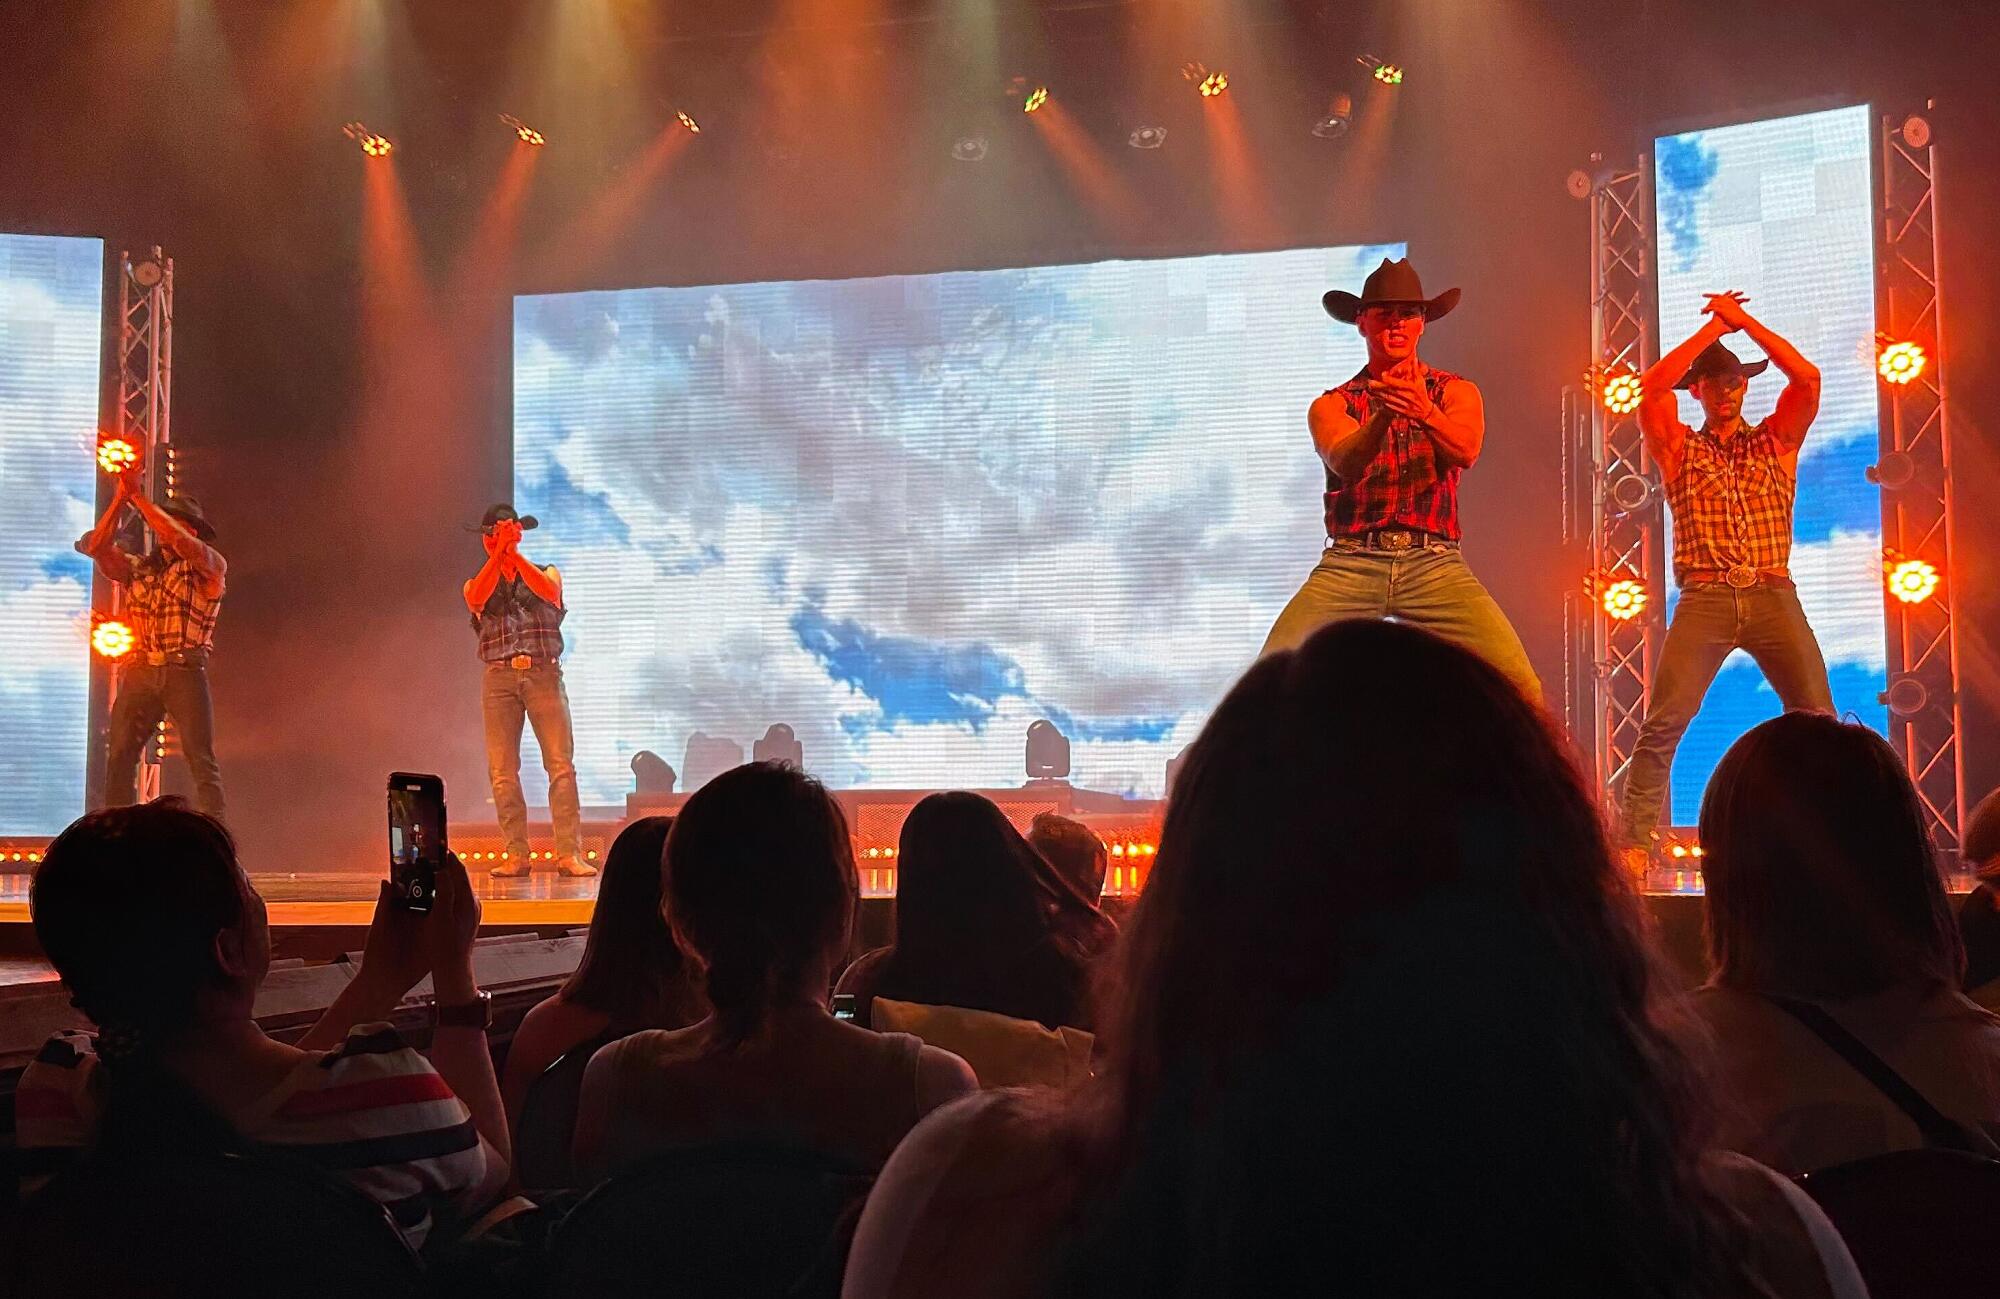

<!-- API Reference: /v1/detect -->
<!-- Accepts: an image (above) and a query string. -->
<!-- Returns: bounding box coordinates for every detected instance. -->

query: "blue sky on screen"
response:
[1654,105,1885,823]
[0,234,102,834]
[515,243,1402,802]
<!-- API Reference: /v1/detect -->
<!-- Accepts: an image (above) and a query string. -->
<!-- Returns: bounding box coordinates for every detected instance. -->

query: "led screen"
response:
[0,234,102,834]
[514,242,1405,802]
[1653,104,1884,823]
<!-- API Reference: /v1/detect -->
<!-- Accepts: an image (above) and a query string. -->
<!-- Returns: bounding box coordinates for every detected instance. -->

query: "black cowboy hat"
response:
[1675,339,1770,390]
[1323,257,1462,324]
[471,503,540,533]
[161,495,217,542]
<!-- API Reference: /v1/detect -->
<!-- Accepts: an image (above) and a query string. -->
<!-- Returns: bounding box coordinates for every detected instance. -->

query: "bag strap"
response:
[1765,994,1983,1154]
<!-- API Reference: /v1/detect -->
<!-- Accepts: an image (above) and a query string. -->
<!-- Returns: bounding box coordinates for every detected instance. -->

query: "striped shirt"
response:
[473,574,565,664]
[107,547,225,652]
[1665,419,1796,583]
[1323,366,1464,540]
[14,1026,498,1249]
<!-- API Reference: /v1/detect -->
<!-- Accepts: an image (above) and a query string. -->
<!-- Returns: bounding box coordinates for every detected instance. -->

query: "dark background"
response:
[2,0,1994,870]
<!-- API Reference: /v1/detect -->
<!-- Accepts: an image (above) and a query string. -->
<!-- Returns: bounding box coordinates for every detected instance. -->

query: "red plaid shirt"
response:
[1664,419,1795,582]
[106,546,225,653]
[1322,366,1464,540]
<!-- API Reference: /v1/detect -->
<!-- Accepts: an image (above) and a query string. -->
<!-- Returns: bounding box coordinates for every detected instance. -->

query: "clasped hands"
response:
[1367,359,1440,425]
[1701,290,1752,331]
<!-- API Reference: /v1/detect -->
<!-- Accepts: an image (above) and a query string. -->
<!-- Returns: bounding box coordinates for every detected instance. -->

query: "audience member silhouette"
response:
[843,620,1863,1298]
[1694,713,2000,1172]
[572,763,974,1182]
[18,799,508,1247]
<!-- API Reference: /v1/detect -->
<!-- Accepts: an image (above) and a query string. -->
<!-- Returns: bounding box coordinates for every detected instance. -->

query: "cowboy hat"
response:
[1675,339,1769,390]
[161,495,217,542]
[1323,257,1461,324]
[471,503,540,533]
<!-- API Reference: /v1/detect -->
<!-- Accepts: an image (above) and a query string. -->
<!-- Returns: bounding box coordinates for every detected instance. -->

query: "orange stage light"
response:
[1200,72,1229,98]
[1600,577,1648,622]
[1373,63,1404,86]
[1023,86,1049,113]
[676,110,701,134]
[500,113,544,146]
[92,619,136,660]
[1877,339,1926,385]
[1600,370,1644,414]
[1886,556,1940,605]
[96,436,140,474]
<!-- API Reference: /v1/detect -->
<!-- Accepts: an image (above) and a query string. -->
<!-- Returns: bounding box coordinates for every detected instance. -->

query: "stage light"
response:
[343,121,393,157]
[753,722,803,768]
[500,114,545,146]
[676,110,701,135]
[1882,674,1932,718]
[1359,56,1404,86]
[1312,93,1354,139]
[951,135,989,163]
[1866,450,1917,491]
[1023,86,1048,114]
[96,436,139,474]
[1601,369,1644,414]
[1606,471,1656,515]
[1179,61,1228,98]
[1877,339,1927,385]
[1600,577,1649,622]
[92,618,136,660]
[1886,555,1940,605]
[631,749,676,795]
[1128,125,1168,150]
[1025,719,1070,781]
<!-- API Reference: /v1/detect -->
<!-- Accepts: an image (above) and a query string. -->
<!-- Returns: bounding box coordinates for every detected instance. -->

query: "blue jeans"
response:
[105,657,225,819]
[1617,582,1834,844]
[482,663,582,862]
[1260,542,1541,701]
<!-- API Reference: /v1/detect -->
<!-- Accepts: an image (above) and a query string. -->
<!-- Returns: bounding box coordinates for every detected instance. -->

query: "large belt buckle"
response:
[1724,565,1759,590]
[509,654,534,671]
[1380,529,1415,552]
[145,650,167,667]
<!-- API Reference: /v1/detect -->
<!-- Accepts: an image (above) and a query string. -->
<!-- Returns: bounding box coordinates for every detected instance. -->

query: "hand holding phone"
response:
[387,772,448,914]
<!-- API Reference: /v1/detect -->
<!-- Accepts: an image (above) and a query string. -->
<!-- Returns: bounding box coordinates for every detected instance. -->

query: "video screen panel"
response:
[514,242,1404,802]
[0,234,103,834]
[1653,104,1884,823]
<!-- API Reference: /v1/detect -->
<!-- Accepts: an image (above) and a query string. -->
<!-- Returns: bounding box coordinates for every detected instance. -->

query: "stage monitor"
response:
[515,242,1403,802]
[1652,104,1884,824]
[0,234,103,835]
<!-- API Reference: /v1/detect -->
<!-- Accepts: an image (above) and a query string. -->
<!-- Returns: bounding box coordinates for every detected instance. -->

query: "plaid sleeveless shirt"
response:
[474,575,565,663]
[1322,365,1464,540]
[1665,420,1796,582]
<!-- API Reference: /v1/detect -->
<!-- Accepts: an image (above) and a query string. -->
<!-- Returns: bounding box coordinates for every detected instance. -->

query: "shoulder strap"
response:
[1765,995,1982,1153]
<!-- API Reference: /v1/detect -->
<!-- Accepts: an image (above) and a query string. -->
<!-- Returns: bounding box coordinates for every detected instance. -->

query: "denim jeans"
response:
[482,663,582,863]
[105,658,225,819]
[1260,542,1542,701]
[1617,582,1834,844]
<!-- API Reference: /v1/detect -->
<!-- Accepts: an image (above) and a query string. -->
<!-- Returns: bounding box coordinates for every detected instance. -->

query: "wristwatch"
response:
[433,990,493,1030]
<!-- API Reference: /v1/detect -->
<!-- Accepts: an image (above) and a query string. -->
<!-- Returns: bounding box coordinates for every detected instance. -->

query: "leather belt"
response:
[142,649,208,667]
[1681,567,1794,590]
[1341,528,1457,552]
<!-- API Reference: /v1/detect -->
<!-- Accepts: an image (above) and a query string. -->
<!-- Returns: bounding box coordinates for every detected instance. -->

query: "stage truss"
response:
[1564,157,1662,822]
[1876,108,1965,859]
[100,247,177,805]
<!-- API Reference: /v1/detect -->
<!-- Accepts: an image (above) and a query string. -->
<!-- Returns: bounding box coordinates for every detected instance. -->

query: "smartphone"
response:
[832,994,857,1023]
[387,772,447,913]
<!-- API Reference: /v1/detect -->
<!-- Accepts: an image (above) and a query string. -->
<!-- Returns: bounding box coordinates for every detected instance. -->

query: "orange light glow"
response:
[96,436,140,474]
[1886,556,1940,605]
[1023,86,1048,113]
[1373,63,1404,86]
[676,110,701,134]
[1600,370,1644,415]
[1601,578,1648,621]
[1877,340,1927,385]
[92,619,136,660]
[1200,72,1229,98]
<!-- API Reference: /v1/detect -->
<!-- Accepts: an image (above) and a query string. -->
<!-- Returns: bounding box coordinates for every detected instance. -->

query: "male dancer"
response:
[466,504,592,878]
[76,467,228,817]
[1618,291,1833,851]
[1262,258,1539,699]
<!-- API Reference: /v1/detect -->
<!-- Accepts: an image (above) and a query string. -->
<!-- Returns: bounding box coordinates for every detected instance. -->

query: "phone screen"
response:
[832,994,857,1023]
[387,773,447,913]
